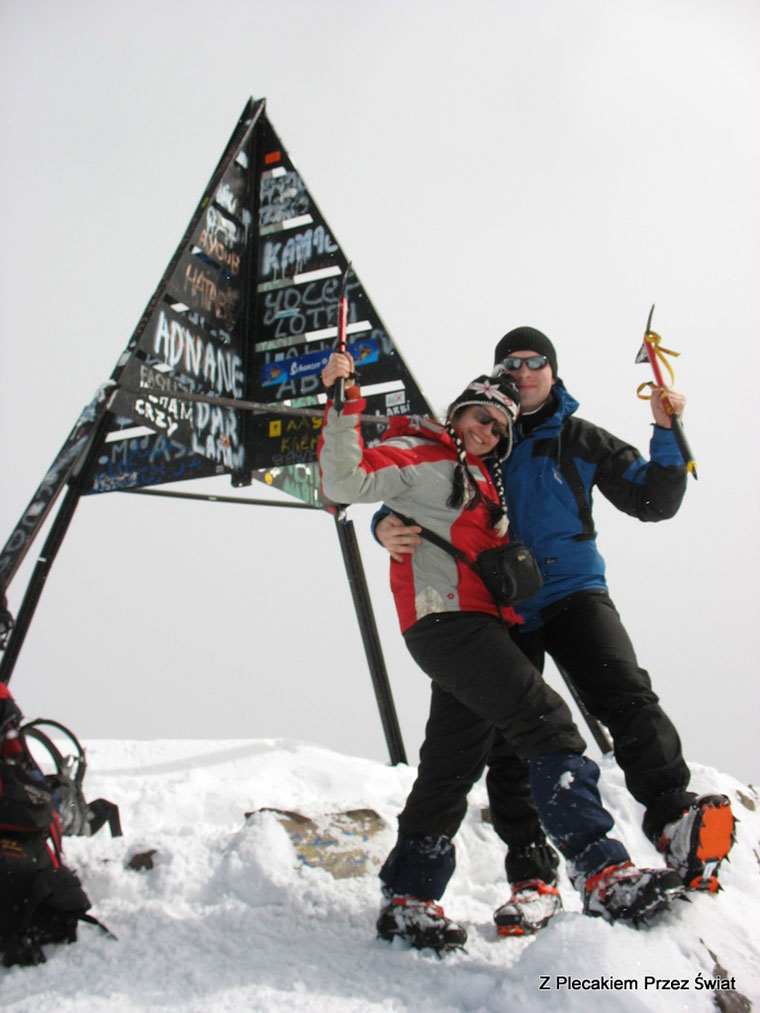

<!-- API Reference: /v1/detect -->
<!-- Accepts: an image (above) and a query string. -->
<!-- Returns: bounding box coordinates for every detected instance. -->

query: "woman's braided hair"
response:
[445,369,520,534]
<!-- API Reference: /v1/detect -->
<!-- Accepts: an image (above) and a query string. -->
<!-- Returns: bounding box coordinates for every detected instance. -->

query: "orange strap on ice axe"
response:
[635,304,697,479]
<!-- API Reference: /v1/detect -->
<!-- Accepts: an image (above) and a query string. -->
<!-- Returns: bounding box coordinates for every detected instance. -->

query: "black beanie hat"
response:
[493,326,558,377]
[447,372,521,431]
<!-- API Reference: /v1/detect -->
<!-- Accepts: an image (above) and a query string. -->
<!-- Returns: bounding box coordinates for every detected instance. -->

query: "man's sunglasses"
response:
[501,355,549,371]
[473,409,509,441]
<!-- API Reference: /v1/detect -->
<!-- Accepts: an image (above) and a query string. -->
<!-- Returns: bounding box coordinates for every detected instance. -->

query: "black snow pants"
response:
[491,590,694,863]
[381,609,629,900]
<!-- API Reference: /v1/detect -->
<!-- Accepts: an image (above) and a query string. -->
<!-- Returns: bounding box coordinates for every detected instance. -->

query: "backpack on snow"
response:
[0,684,117,967]
[20,718,122,839]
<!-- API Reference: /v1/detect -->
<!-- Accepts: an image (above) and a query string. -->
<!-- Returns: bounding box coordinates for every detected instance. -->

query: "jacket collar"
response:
[516,380,578,438]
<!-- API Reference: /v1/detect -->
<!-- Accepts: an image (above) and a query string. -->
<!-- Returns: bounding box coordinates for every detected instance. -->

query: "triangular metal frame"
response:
[0,98,436,766]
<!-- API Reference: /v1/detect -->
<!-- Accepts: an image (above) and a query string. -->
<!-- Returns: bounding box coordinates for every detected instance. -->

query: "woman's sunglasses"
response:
[473,409,509,441]
[501,355,549,371]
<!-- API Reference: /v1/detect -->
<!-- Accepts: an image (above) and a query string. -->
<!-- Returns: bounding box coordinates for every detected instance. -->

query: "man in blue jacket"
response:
[375,326,734,936]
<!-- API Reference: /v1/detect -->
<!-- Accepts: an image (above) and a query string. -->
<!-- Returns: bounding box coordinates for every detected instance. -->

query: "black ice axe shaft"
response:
[332,263,352,415]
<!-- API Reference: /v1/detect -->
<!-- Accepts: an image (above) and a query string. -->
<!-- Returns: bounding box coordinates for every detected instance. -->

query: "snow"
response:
[2,738,758,1012]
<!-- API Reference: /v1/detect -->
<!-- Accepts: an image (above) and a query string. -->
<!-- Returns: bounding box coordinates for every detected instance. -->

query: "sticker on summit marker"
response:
[261,338,378,386]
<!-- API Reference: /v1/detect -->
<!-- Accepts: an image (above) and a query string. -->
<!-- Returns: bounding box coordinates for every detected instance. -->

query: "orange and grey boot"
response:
[658,794,736,892]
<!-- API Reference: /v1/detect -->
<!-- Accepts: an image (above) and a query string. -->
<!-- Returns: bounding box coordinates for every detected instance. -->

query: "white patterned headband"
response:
[461,380,519,420]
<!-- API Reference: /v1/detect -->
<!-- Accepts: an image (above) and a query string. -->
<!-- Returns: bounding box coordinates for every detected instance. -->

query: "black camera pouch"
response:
[396,515,543,607]
[474,541,543,605]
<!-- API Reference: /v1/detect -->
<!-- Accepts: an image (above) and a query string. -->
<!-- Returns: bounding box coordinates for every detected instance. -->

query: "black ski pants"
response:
[397,610,586,843]
[386,609,631,899]
[393,607,636,879]
[493,589,694,849]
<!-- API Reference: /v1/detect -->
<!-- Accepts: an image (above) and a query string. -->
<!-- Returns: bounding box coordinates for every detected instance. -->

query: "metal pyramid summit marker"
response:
[94,97,431,508]
[1,98,429,764]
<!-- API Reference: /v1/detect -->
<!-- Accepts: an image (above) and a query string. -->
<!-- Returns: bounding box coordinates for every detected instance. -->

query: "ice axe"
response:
[635,304,697,480]
[332,262,353,415]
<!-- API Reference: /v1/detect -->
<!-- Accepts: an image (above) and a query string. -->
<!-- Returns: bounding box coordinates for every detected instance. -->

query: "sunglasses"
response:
[473,409,509,441]
[501,355,549,371]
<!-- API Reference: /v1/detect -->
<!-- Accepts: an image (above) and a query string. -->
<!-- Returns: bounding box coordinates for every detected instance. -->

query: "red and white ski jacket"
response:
[318,397,521,633]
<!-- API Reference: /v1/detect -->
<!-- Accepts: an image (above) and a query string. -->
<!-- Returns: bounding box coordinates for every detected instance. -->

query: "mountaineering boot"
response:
[658,794,735,892]
[494,878,562,937]
[582,862,685,926]
[376,894,467,952]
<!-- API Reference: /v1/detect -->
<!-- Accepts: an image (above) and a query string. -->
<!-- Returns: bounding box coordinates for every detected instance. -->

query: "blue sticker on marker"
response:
[261,338,378,386]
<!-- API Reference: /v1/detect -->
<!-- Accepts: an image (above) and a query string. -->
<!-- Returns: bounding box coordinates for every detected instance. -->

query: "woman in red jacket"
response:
[319,351,684,952]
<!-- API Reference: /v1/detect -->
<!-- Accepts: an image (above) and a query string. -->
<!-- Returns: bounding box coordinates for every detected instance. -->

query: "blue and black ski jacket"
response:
[500,381,687,629]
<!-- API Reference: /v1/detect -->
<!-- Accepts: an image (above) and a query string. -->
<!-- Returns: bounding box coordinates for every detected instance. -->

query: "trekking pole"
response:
[332,263,352,415]
[635,305,697,480]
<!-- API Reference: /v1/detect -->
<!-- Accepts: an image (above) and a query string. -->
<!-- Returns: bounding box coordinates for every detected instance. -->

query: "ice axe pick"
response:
[635,304,697,479]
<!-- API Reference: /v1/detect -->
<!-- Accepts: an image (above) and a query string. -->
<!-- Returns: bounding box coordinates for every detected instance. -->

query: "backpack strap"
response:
[80,912,118,940]
[21,720,86,785]
[19,720,122,838]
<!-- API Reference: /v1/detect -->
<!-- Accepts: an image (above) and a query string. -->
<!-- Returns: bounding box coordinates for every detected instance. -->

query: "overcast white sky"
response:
[1,0,758,784]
